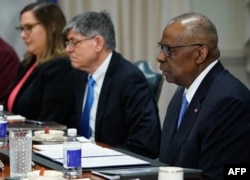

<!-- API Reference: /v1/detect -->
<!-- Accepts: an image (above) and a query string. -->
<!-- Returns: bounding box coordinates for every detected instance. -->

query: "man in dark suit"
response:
[63,11,161,159]
[157,12,250,179]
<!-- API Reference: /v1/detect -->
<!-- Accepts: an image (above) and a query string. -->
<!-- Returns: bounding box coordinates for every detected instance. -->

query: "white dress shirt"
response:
[185,60,218,103]
[82,52,112,141]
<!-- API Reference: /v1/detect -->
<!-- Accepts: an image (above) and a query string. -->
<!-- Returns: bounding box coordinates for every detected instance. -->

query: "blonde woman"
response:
[6,2,75,126]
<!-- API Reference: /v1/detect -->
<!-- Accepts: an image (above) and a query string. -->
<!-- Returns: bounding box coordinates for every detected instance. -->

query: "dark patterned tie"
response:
[81,75,95,138]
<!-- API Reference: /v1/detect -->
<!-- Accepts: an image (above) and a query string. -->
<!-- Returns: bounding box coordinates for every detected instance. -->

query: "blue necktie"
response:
[177,93,188,129]
[81,75,95,138]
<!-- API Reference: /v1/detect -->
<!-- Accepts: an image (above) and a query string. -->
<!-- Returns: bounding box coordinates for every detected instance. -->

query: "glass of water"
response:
[9,129,32,179]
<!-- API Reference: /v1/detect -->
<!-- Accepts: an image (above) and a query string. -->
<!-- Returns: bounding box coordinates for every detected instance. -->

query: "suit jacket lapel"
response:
[165,90,203,164]
[159,87,183,163]
[13,61,37,92]
[95,51,118,136]
[94,75,112,135]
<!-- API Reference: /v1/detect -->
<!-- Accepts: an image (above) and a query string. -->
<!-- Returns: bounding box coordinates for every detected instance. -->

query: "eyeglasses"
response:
[65,37,95,48]
[15,22,40,34]
[158,42,203,57]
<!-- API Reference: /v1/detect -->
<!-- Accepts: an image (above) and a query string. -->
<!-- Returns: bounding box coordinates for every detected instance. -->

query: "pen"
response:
[25,119,45,125]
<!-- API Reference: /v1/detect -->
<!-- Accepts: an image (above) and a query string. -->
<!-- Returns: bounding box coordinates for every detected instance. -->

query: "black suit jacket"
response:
[72,51,161,158]
[8,57,75,126]
[159,61,250,179]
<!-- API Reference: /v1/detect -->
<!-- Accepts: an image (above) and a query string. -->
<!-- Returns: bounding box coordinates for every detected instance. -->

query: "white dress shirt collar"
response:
[185,60,218,103]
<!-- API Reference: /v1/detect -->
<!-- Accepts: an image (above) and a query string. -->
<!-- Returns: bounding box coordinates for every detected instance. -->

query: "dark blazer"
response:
[159,61,250,180]
[72,51,161,159]
[8,57,75,126]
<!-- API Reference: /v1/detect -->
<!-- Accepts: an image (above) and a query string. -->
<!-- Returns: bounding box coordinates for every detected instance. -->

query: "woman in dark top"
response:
[6,2,75,126]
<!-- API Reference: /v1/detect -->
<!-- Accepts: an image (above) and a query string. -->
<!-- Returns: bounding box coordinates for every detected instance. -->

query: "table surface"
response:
[0,142,165,180]
[7,121,67,131]
[0,146,105,180]
[2,119,101,179]
[0,148,202,180]
[0,161,104,180]
[2,120,201,179]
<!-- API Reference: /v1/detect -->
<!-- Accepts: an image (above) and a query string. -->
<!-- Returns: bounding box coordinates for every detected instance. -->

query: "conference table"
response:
[0,154,106,180]
[0,144,168,180]
[0,120,202,180]
[0,145,165,180]
[1,120,104,179]
[0,158,103,180]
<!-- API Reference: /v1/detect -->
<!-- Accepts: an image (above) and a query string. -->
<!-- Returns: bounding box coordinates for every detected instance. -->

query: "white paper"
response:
[7,115,25,121]
[55,155,150,168]
[33,142,150,168]
[76,136,91,143]
[34,142,123,159]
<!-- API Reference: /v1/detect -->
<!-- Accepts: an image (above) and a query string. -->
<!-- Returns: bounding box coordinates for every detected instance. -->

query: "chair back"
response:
[134,60,163,101]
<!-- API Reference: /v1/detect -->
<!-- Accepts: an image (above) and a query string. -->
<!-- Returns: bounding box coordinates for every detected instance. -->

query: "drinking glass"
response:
[9,129,32,179]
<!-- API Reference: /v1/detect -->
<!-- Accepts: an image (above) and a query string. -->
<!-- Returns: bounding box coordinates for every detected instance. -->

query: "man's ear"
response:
[195,46,208,64]
[95,35,105,52]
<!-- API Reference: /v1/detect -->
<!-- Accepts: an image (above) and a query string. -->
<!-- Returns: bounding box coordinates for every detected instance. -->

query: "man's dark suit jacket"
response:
[159,61,250,179]
[72,51,161,159]
[8,57,75,125]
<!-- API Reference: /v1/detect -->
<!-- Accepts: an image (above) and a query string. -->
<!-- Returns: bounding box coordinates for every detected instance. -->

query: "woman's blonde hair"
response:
[20,2,67,66]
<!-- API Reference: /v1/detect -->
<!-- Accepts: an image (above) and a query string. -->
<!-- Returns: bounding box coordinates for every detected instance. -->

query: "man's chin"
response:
[164,76,175,84]
[70,61,79,69]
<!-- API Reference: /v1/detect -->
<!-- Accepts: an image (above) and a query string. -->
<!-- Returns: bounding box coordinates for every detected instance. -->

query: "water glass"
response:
[158,166,184,180]
[9,129,32,179]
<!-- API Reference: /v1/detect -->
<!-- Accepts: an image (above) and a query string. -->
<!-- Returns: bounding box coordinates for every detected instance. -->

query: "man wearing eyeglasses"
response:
[157,12,250,179]
[63,11,161,159]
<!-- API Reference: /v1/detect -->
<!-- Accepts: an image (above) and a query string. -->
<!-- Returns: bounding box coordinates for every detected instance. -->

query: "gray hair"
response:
[63,11,116,50]
[169,12,218,47]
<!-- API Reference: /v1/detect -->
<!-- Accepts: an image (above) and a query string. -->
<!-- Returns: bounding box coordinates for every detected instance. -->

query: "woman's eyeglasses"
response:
[15,22,40,34]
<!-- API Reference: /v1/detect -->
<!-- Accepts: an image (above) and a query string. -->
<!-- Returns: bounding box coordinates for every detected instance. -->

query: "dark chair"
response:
[134,60,163,101]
